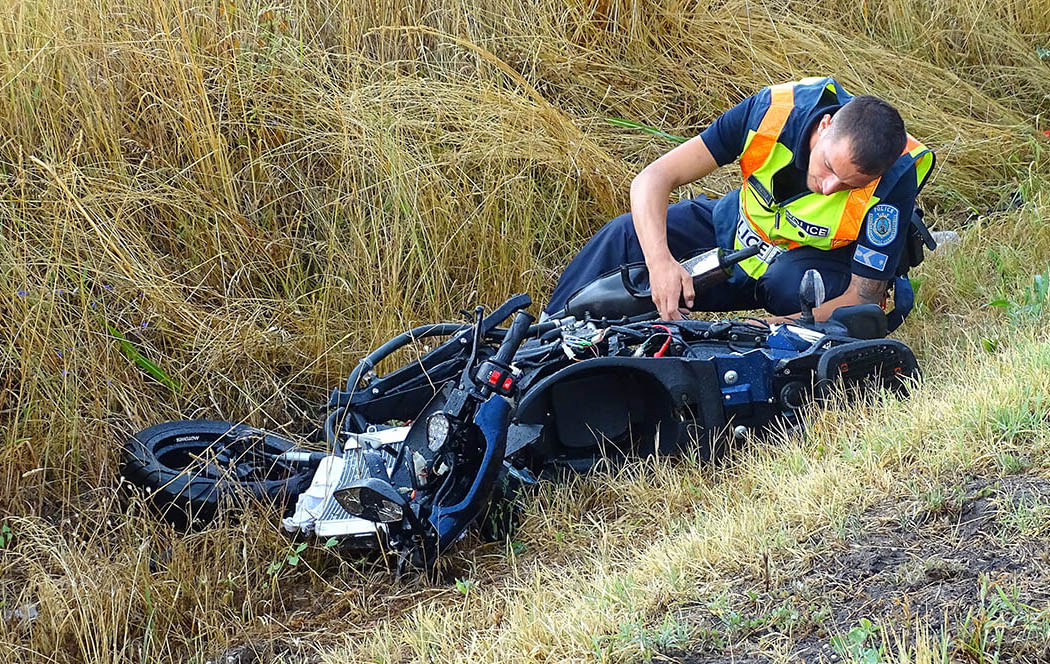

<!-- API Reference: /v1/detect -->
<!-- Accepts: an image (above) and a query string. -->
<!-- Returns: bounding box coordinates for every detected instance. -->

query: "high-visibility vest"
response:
[733,77,935,279]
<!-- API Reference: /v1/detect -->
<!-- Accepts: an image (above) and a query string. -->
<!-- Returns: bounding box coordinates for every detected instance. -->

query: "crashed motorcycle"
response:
[123,251,920,571]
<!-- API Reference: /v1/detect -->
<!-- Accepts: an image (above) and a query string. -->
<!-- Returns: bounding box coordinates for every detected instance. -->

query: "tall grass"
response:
[1,0,1049,662]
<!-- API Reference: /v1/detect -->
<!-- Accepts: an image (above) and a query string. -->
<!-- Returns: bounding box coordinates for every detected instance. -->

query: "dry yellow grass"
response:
[2,0,1049,662]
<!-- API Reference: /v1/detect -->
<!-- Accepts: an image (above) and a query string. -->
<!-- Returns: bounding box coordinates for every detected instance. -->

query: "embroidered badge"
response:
[866,204,899,247]
[854,245,889,271]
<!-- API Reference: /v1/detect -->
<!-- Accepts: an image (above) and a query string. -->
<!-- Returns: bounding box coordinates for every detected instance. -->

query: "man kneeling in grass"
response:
[545,77,935,329]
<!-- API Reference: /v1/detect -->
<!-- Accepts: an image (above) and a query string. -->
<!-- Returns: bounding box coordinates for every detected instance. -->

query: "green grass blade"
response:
[107,325,181,392]
[606,117,687,144]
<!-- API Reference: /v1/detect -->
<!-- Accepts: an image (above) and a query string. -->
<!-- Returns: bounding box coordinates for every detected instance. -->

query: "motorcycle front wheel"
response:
[121,420,317,528]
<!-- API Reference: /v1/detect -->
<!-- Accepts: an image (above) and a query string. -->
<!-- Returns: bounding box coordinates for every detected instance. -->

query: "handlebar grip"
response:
[493,311,536,365]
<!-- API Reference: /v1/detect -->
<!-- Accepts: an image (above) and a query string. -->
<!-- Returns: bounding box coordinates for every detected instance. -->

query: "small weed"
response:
[667,566,689,592]
[600,614,695,660]
[107,325,181,392]
[831,618,884,663]
[454,577,476,596]
[606,117,686,144]
[0,523,12,548]
[706,591,766,637]
[997,500,1050,537]
[604,574,639,609]
[266,542,308,577]
[957,609,1005,662]
[767,600,802,632]
[988,583,1050,643]
[912,482,965,517]
[995,452,1031,475]
[988,266,1050,324]
[830,512,863,541]
[953,576,1050,660]
[640,614,694,652]
[987,402,1044,446]
[691,625,726,651]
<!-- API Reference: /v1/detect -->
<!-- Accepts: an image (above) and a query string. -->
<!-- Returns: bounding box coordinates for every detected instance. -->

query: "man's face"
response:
[806,115,878,196]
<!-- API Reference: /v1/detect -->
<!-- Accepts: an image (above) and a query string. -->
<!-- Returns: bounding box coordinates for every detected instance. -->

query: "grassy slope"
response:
[1,0,1049,662]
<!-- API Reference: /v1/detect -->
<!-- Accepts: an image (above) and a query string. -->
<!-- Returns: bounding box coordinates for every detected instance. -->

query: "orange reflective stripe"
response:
[837,178,879,244]
[740,84,795,180]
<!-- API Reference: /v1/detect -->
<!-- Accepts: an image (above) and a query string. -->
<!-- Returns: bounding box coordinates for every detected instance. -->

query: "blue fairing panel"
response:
[430,395,511,548]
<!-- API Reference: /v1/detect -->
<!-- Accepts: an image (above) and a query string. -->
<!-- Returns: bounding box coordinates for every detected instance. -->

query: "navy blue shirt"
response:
[698,90,917,281]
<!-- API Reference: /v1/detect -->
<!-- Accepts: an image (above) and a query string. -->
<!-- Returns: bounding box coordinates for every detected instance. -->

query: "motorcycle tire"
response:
[121,420,317,529]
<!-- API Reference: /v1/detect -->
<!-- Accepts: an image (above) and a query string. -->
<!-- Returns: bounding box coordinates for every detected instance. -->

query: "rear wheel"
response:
[121,420,317,528]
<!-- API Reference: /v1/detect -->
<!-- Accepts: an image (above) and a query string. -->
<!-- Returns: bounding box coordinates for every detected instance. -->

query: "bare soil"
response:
[676,474,1050,663]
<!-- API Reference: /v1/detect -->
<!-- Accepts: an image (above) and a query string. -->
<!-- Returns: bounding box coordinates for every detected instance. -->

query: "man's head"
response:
[806,95,907,196]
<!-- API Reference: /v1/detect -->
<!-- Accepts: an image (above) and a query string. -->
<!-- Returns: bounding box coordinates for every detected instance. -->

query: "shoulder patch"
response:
[854,245,889,272]
[866,204,899,247]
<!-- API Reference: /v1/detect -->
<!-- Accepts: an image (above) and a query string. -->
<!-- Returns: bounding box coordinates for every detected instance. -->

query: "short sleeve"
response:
[850,168,919,280]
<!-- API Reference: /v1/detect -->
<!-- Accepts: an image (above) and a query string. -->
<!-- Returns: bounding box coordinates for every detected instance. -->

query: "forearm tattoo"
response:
[853,276,888,304]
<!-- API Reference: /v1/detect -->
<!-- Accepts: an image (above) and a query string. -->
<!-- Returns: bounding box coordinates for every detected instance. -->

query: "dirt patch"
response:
[675,474,1050,663]
[208,639,322,664]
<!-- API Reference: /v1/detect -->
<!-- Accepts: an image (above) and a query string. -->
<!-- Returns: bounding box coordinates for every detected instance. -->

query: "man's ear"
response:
[817,114,833,135]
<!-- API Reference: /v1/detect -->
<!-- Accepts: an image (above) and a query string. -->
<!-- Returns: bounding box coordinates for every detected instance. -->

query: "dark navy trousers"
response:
[545,195,858,316]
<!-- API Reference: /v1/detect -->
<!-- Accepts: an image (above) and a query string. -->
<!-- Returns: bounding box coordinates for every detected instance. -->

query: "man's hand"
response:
[629,136,719,320]
[648,256,694,320]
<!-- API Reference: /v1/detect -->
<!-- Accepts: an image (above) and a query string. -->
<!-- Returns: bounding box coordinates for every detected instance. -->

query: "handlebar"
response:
[494,310,536,365]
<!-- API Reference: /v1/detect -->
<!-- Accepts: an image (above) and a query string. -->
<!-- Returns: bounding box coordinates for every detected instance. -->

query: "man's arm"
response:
[817,274,886,320]
[630,135,721,319]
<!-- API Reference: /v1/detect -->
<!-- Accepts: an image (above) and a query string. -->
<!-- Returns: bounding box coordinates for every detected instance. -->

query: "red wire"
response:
[652,324,672,357]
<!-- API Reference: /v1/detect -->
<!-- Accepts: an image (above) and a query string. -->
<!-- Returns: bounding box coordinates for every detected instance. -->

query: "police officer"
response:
[545,77,935,326]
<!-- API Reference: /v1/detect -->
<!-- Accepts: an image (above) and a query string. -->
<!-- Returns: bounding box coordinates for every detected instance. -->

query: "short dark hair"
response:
[828,95,907,176]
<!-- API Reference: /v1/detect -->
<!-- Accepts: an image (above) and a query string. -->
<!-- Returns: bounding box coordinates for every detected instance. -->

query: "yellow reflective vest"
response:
[732,78,935,279]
